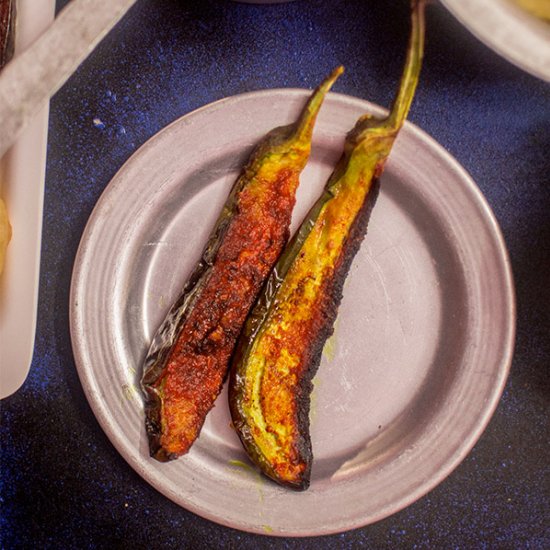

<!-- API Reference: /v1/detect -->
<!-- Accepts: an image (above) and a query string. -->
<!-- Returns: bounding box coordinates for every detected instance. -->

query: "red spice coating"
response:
[156,169,298,456]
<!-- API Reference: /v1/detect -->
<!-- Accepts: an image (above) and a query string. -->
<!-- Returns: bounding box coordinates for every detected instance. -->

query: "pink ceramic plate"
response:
[70,90,515,536]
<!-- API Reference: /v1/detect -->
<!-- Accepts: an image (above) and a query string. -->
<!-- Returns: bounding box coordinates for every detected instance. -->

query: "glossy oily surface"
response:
[70,90,514,536]
[140,68,341,461]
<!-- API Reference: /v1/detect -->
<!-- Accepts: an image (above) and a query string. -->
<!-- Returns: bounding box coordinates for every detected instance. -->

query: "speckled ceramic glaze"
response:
[70,90,515,536]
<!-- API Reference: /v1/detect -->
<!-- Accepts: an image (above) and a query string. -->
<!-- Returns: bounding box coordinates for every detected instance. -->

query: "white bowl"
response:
[441,0,550,81]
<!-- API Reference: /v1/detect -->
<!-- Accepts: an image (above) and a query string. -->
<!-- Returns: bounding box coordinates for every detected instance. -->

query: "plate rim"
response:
[69,88,516,536]
[440,0,550,82]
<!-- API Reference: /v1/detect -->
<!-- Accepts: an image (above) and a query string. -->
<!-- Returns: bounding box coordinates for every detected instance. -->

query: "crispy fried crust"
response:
[144,167,298,461]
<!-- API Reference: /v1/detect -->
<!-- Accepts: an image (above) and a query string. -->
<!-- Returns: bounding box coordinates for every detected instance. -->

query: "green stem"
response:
[386,0,426,131]
[293,66,344,143]
[353,0,426,142]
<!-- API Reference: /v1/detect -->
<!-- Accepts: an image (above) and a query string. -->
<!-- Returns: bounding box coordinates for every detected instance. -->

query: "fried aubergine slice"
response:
[141,67,343,462]
[229,0,426,490]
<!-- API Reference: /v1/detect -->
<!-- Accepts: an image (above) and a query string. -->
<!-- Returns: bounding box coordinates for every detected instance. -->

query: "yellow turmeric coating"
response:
[240,135,393,483]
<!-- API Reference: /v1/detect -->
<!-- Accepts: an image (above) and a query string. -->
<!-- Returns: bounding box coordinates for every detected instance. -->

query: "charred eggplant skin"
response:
[229,0,426,490]
[0,0,15,70]
[141,67,343,462]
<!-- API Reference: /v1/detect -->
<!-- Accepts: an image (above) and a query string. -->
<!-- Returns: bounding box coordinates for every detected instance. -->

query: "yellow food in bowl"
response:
[513,0,550,21]
[0,197,11,276]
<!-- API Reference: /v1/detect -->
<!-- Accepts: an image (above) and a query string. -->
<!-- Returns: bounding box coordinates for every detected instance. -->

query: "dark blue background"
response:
[1,0,549,547]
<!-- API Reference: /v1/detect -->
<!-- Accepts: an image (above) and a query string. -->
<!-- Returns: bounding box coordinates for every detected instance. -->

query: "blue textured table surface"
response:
[1,0,549,547]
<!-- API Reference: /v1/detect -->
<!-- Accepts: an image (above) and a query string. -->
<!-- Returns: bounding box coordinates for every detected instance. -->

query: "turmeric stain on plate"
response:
[121,383,139,405]
[322,318,339,362]
[228,459,254,471]
[228,459,265,504]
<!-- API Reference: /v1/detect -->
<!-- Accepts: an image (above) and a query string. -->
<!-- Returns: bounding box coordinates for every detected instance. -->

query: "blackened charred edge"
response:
[228,179,381,489]
[229,342,308,490]
[144,409,174,461]
[294,178,381,482]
